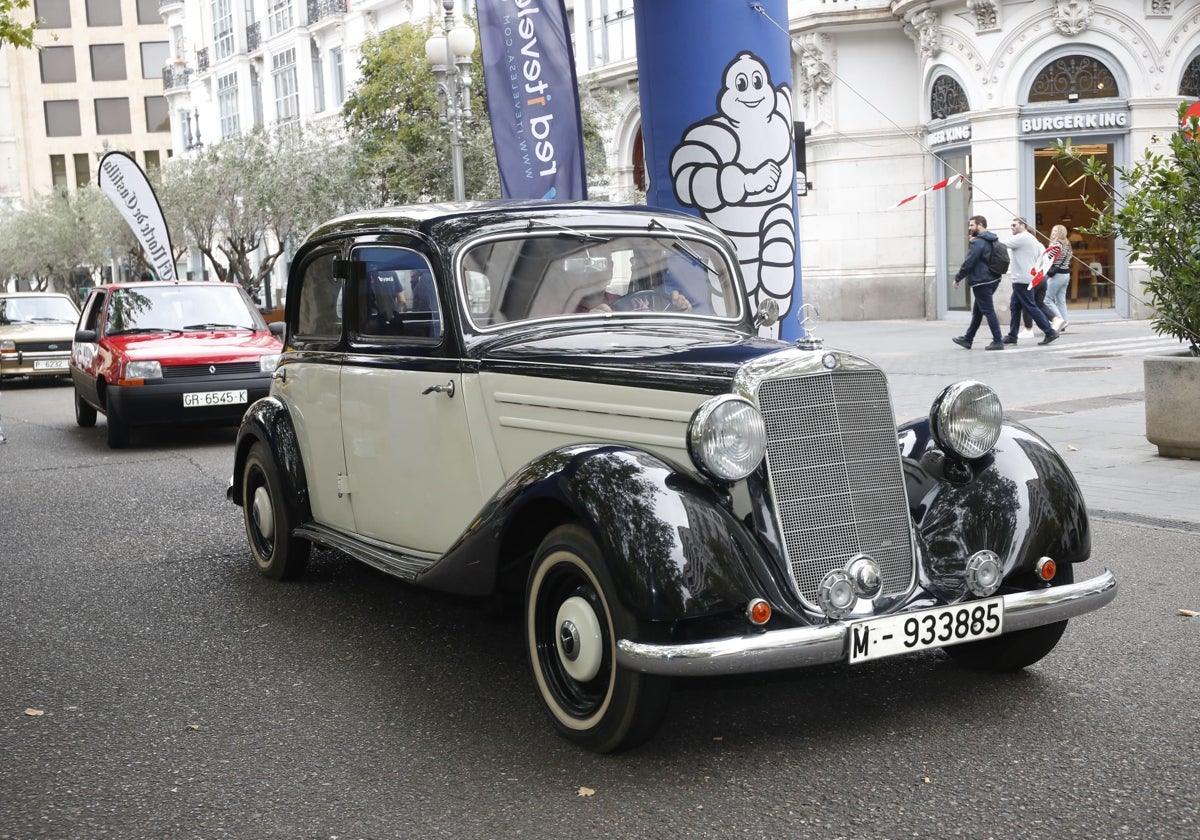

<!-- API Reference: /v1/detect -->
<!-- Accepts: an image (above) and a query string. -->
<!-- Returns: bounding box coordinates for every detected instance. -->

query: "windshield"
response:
[0,295,80,325]
[105,285,263,335]
[460,231,742,329]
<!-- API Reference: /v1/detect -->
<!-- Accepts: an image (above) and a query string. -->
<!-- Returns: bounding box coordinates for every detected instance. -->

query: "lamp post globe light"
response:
[425,0,477,201]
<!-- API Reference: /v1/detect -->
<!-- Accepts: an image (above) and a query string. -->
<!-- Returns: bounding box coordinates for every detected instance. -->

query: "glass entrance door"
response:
[1033,143,1115,311]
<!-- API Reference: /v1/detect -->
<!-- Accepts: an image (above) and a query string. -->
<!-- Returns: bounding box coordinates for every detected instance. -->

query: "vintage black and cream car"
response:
[228,201,1117,753]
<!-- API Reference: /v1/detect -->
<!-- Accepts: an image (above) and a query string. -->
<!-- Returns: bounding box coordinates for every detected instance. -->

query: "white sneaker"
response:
[1059,320,1069,333]
[1051,316,1064,330]
[1020,328,1034,339]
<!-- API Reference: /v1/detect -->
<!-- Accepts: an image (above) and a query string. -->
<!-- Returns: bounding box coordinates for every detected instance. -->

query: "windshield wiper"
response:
[107,327,182,335]
[649,219,719,276]
[526,219,609,243]
[182,323,253,331]
[30,317,76,323]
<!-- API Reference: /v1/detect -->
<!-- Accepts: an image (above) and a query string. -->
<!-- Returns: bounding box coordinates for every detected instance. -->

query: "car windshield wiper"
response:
[182,323,253,331]
[649,219,720,276]
[107,327,183,335]
[30,317,76,323]
[526,219,609,243]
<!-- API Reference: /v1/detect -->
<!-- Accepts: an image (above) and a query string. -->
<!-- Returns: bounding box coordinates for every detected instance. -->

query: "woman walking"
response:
[1039,224,1073,332]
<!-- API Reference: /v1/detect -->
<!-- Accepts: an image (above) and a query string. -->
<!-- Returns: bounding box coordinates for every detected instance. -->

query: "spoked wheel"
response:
[525,524,670,753]
[945,563,1074,671]
[74,389,96,428]
[241,441,310,581]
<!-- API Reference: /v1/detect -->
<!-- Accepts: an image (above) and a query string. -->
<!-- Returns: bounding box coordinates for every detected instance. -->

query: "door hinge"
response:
[337,473,351,498]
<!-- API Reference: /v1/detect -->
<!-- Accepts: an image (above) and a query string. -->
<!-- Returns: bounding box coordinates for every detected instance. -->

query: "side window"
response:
[83,292,106,331]
[294,251,343,346]
[352,245,441,342]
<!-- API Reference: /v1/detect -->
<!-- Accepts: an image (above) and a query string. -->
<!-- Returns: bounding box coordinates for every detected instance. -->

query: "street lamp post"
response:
[424,0,476,201]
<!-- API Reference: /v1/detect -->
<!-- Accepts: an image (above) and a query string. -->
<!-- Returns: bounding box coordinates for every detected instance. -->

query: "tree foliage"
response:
[343,20,498,203]
[0,188,109,298]
[1057,102,1200,355]
[161,124,368,302]
[0,0,37,50]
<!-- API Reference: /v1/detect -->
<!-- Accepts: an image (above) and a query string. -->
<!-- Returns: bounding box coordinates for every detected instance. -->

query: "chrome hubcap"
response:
[251,486,274,540]
[555,595,603,682]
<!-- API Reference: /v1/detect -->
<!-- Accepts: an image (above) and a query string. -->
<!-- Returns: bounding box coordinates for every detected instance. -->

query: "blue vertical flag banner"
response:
[476,0,588,200]
[97,151,178,282]
[634,0,803,339]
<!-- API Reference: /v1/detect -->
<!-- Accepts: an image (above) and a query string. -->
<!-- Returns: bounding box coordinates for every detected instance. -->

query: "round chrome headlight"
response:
[687,394,767,482]
[930,380,1003,460]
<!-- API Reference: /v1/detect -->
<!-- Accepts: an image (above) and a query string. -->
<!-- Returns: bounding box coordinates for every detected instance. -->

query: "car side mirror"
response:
[74,328,97,343]
[268,321,286,337]
[753,298,780,329]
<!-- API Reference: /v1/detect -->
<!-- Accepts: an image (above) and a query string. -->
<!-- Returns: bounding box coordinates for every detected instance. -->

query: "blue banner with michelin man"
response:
[477,0,588,200]
[634,0,802,338]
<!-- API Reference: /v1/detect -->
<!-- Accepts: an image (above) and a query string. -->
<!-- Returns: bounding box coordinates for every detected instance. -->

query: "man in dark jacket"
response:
[951,215,1006,351]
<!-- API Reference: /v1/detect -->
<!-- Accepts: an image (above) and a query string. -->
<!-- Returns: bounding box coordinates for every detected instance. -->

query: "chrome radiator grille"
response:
[756,368,915,606]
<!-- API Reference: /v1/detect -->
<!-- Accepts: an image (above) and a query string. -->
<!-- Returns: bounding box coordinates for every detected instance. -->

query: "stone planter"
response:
[1144,351,1200,459]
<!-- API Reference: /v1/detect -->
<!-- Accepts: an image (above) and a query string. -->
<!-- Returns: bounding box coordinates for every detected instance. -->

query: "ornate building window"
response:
[930,75,969,120]
[1181,55,1200,98]
[1029,55,1119,102]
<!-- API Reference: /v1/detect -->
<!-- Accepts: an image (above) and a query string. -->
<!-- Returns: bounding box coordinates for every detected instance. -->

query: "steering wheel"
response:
[609,289,676,312]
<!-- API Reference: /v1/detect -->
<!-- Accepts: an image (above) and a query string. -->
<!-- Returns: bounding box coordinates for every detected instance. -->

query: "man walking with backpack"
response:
[951,215,1012,351]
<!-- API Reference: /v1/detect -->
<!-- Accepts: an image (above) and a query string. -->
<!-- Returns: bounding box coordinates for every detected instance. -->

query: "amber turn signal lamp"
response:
[746,598,772,626]
[117,378,145,387]
[1036,557,1057,581]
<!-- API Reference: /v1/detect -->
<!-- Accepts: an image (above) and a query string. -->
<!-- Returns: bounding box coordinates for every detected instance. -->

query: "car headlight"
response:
[687,394,767,482]
[930,380,1002,460]
[259,353,281,372]
[125,360,162,379]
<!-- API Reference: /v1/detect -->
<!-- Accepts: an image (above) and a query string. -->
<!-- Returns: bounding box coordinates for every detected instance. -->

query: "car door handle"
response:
[422,380,455,398]
[274,367,287,383]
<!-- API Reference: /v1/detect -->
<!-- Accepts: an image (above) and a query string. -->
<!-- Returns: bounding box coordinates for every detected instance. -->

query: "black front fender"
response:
[228,396,312,528]
[900,417,1090,596]
[419,445,778,622]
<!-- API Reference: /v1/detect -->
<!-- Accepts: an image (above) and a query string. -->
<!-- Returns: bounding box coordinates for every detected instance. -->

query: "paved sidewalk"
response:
[815,316,1200,530]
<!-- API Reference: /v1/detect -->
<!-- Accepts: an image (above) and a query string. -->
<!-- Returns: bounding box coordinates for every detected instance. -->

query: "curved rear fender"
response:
[424,445,772,622]
[900,417,1091,588]
[229,396,312,526]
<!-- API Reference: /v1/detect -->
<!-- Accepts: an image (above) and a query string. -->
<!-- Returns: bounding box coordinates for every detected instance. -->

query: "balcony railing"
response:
[307,0,346,24]
[246,21,261,52]
[197,47,209,72]
[162,64,191,90]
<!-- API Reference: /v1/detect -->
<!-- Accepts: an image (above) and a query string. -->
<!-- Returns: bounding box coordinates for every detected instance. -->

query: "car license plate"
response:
[183,389,248,408]
[33,359,68,370]
[848,598,1003,664]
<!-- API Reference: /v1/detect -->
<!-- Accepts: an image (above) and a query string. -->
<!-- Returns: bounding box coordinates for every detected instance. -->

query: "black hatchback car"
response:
[228,201,1117,752]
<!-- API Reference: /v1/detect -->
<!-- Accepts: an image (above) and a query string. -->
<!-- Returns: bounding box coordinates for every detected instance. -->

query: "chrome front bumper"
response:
[616,568,1118,677]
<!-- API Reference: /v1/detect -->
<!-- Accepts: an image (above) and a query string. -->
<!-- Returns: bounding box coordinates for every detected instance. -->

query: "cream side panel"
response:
[340,366,481,555]
[274,361,355,531]
[478,371,706,478]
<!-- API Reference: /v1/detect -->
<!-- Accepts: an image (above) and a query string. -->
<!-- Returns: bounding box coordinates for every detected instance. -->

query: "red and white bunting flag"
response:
[888,173,965,209]
[1031,244,1062,288]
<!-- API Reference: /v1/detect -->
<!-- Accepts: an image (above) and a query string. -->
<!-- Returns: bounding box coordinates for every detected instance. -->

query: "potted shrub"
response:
[1057,103,1200,459]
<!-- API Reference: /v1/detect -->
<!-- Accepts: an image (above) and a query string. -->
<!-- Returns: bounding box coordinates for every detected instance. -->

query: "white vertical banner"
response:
[97,151,178,282]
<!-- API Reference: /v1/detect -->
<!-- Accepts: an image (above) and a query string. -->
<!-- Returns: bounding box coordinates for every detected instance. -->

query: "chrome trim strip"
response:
[615,569,1117,677]
[294,523,435,581]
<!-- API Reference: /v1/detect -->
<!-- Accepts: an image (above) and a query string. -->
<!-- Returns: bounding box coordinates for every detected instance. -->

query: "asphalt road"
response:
[1,377,1197,840]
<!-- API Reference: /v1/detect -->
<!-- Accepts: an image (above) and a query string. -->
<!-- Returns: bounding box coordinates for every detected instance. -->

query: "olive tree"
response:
[0,189,107,297]
[162,124,367,304]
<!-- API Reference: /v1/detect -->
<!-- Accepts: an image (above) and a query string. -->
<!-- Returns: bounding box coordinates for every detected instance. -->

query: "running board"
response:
[293,523,435,582]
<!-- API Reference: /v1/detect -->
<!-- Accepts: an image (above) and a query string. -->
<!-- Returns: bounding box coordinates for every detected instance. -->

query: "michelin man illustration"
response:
[670,51,798,334]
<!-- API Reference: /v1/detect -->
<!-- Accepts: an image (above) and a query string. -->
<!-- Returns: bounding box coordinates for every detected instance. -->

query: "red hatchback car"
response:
[70,282,284,448]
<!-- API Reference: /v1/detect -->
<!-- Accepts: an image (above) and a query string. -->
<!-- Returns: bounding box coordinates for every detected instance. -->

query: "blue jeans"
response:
[1045,274,1070,321]
[1007,283,1056,338]
[964,280,1003,344]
